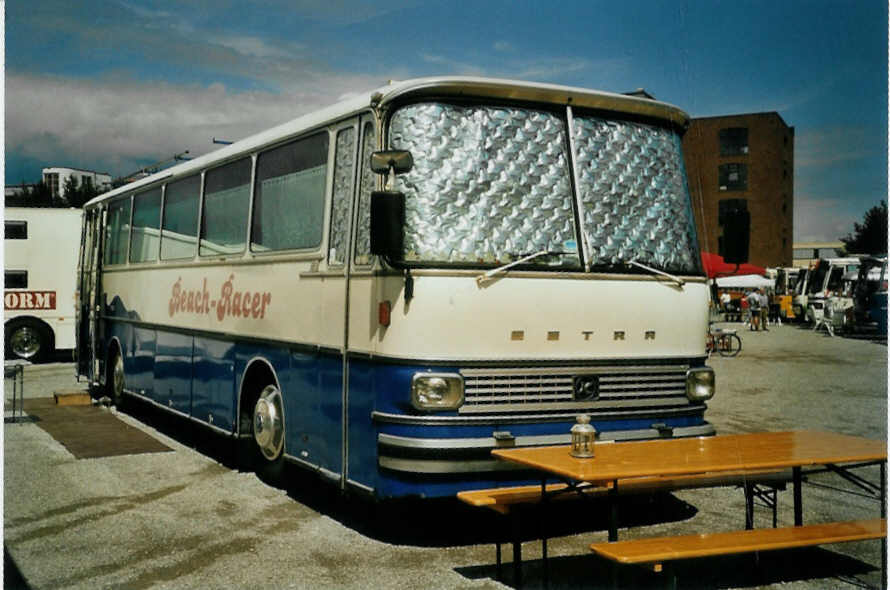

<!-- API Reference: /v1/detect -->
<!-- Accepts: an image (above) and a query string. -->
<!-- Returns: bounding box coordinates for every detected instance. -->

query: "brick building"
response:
[682,113,794,268]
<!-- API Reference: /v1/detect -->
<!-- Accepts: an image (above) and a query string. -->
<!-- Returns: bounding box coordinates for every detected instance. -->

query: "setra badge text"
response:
[169,275,272,321]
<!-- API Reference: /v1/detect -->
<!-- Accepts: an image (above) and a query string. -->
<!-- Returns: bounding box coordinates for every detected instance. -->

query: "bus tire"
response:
[107,346,127,409]
[249,384,286,482]
[5,318,51,363]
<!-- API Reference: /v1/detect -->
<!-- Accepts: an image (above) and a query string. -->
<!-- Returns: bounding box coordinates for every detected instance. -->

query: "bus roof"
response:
[86,76,690,208]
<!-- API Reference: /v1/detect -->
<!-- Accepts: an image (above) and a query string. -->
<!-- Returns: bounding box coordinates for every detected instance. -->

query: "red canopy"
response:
[701,252,767,279]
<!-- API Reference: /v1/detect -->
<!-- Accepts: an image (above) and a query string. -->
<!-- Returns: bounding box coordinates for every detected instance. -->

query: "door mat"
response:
[21,398,172,459]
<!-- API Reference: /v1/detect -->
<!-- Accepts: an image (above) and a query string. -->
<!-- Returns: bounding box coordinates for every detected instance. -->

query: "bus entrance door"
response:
[76,208,103,386]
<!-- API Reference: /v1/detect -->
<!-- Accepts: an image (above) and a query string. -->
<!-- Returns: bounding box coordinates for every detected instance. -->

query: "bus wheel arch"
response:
[237,358,286,479]
[5,317,53,362]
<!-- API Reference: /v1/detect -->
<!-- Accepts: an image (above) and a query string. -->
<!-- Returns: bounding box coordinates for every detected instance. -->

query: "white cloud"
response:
[793,194,858,242]
[419,52,620,85]
[420,54,486,76]
[256,0,425,26]
[212,35,305,60]
[6,72,384,177]
[795,126,873,168]
[516,58,599,81]
[115,1,173,20]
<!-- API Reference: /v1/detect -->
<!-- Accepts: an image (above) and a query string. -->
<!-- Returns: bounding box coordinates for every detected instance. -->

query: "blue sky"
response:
[5,0,887,242]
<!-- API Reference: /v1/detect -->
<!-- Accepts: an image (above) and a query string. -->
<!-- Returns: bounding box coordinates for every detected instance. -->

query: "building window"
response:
[5,270,28,289]
[718,163,747,191]
[44,173,60,197]
[82,176,93,188]
[719,127,748,156]
[4,221,27,240]
[718,199,748,224]
[717,199,747,259]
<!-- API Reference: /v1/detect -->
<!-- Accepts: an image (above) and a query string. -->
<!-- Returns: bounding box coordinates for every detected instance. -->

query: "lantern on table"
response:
[570,414,596,458]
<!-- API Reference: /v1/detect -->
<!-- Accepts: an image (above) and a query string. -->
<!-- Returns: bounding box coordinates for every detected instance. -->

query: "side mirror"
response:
[370,150,413,175]
[370,190,405,259]
[721,206,750,264]
[369,150,411,260]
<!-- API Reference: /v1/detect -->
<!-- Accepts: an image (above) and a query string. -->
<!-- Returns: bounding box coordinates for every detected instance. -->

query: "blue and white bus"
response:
[77,77,716,499]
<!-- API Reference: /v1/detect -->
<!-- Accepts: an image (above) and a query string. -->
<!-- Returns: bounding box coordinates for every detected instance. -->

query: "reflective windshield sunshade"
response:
[572,116,700,273]
[390,103,579,265]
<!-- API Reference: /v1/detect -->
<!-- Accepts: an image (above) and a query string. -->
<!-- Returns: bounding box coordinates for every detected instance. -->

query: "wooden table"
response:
[492,431,886,585]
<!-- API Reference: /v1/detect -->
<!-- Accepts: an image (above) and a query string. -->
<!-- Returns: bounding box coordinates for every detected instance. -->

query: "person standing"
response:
[758,289,770,331]
[747,289,761,331]
[720,291,731,312]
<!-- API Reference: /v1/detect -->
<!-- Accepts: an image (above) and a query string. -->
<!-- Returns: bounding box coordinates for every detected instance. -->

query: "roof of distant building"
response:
[623,88,656,100]
[42,166,112,177]
[689,111,793,131]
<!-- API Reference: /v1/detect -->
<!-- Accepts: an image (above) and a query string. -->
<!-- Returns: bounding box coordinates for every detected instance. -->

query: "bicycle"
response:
[706,328,742,357]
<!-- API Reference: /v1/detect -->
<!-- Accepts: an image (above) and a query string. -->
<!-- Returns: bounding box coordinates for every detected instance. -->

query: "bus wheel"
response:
[108,349,127,408]
[252,384,285,480]
[5,319,50,362]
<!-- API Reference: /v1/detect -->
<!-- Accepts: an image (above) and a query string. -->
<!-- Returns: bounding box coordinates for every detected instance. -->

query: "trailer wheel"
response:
[5,318,50,362]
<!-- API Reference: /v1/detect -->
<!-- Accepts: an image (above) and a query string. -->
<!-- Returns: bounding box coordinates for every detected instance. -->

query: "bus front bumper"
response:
[376,423,716,474]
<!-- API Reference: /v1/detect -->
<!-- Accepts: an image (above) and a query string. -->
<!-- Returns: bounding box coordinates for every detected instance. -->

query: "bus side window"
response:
[130,188,162,263]
[105,197,132,265]
[201,157,252,256]
[252,132,329,252]
[329,126,356,266]
[161,174,200,260]
[353,121,377,265]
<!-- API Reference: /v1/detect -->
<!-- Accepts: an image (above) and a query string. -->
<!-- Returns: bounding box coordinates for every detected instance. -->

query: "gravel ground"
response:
[4,322,887,589]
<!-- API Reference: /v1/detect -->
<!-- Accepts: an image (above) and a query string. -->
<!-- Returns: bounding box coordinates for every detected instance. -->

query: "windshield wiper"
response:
[627,260,686,287]
[476,250,566,285]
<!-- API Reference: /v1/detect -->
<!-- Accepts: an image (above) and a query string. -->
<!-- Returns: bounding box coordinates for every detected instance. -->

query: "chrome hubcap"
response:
[113,355,125,399]
[253,385,284,461]
[10,327,40,358]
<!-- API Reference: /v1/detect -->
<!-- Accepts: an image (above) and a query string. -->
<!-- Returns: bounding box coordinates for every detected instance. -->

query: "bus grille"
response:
[458,365,691,415]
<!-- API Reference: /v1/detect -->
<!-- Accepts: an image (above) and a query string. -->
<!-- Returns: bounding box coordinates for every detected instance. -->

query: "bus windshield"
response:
[807,262,830,294]
[389,102,701,275]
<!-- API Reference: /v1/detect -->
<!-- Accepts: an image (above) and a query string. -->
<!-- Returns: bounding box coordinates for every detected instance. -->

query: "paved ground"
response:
[4,322,887,589]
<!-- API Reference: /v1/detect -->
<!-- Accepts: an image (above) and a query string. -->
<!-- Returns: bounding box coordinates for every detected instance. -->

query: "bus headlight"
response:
[411,373,464,411]
[686,367,715,402]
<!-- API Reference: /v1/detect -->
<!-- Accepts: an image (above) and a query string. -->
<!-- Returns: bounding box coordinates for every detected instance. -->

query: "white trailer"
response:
[4,207,82,361]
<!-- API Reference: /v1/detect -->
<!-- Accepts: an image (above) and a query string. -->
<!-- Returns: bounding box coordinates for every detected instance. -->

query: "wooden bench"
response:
[458,469,790,511]
[590,518,886,589]
[457,469,790,586]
